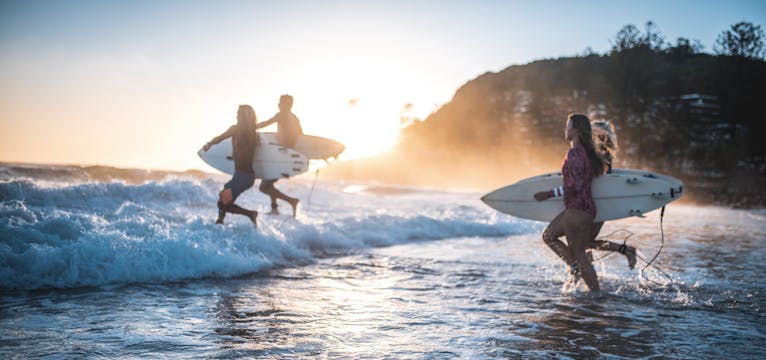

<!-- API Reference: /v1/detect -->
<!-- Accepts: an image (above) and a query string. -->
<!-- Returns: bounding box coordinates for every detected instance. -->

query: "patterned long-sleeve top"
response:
[550,143,596,218]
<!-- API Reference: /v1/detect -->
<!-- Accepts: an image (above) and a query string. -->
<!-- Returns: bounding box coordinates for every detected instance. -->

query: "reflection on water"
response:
[1,206,765,358]
[204,237,765,358]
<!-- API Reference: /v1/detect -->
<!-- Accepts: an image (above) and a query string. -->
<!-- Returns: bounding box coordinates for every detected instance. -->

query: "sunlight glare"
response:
[281,54,413,160]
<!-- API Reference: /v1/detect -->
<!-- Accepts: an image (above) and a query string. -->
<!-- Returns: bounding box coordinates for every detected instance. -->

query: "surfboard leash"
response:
[639,205,674,286]
[305,165,322,212]
[593,229,634,262]
[593,206,674,286]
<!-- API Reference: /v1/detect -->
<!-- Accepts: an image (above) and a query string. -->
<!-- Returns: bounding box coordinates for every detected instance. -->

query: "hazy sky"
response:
[1,0,764,170]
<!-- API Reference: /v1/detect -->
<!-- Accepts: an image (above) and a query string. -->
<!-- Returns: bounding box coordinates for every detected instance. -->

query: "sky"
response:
[1,0,765,171]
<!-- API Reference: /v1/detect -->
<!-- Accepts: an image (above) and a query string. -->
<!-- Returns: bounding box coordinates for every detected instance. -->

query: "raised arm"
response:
[203,125,236,151]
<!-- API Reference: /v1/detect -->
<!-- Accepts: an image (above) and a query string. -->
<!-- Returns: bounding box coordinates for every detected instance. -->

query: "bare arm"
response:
[203,125,236,151]
[534,191,552,201]
[255,114,278,130]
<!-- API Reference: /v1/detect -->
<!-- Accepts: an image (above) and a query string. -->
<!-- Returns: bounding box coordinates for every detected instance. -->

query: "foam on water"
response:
[0,165,532,290]
[3,164,766,358]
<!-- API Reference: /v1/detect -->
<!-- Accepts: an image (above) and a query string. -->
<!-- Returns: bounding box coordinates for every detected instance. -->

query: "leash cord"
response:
[593,206,673,285]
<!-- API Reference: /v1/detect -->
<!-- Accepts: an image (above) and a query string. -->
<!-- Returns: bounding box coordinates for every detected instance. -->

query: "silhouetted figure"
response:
[203,105,259,226]
[255,94,301,217]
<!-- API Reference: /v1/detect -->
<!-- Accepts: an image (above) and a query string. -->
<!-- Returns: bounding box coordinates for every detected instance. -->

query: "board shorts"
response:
[223,171,256,200]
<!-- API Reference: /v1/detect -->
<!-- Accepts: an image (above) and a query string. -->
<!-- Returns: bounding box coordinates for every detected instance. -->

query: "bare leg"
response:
[542,211,574,267]
[217,189,258,227]
[587,222,604,262]
[565,210,600,291]
[259,181,299,217]
[589,222,636,269]
[224,204,258,226]
[216,189,234,224]
[592,241,637,269]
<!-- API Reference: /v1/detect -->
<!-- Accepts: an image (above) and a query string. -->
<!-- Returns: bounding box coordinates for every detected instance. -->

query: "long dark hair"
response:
[569,114,607,176]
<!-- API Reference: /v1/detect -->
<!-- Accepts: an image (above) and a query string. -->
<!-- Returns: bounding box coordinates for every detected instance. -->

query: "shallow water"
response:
[1,164,764,358]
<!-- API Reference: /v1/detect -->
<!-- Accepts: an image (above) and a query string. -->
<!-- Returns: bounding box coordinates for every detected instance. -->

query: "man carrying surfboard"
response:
[203,105,259,226]
[255,94,301,217]
[534,114,608,291]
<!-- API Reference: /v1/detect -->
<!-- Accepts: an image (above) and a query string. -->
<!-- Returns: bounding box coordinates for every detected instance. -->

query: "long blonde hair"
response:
[236,105,258,146]
[591,119,618,171]
[569,114,608,176]
[237,105,256,132]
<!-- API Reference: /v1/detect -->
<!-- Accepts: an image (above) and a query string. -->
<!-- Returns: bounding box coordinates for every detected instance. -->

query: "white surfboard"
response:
[258,132,345,159]
[481,169,683,222]
[197,139,309,179]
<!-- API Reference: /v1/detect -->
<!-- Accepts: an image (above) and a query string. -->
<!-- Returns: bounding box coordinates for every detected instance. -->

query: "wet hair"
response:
[569,113,607,176]
[280,94,294,109]
[591,119,618,171]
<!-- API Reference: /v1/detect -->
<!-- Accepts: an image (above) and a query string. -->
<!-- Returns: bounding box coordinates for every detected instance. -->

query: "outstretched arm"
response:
[203,125,236,151]
[255,114,278,130]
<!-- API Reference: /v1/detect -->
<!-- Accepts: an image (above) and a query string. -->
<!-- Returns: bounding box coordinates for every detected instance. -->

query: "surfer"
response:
[534,114,608,291]
[203,105,259,226]
[588,120,637,269]
[255,94,301,217]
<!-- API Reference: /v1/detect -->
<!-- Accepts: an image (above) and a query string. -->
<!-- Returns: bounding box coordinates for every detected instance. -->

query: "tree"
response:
[608,21,667,166]
[610,24,642,53]
[714,22,765,59]
[667,37,704,57]
[610,21,665,53]
[643,21,665,52]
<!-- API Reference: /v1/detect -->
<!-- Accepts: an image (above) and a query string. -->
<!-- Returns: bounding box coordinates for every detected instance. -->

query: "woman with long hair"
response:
[588,120,636,268]
[534,113,607,291]
[203,105,259,226]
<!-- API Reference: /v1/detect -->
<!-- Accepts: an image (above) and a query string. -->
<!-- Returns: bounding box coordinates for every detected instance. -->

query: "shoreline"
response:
[2,161,764,209]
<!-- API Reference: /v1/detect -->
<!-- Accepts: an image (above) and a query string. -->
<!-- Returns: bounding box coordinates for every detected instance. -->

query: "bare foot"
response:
[267,208,279,216]
[289,198,299,218]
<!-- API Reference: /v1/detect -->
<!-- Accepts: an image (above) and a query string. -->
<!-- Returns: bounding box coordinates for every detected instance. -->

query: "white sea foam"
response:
[0,169,532,290]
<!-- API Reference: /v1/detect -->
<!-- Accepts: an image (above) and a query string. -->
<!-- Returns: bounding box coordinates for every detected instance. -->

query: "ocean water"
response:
[1,164,764,359]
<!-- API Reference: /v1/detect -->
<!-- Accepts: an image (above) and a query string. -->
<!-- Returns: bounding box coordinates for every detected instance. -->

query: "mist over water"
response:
[1,164,764,358]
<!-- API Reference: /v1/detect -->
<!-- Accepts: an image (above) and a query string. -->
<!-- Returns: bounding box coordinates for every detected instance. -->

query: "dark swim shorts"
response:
[223,171,256,200]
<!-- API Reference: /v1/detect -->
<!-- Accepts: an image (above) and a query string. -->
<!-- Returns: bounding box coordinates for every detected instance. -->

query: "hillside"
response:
[322,42,766,206]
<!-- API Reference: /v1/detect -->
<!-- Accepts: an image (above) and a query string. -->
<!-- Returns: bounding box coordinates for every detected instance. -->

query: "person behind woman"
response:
[587,120,636,268]
[255,94,301,216]
[203,105,259,226]
[534,114,608,291]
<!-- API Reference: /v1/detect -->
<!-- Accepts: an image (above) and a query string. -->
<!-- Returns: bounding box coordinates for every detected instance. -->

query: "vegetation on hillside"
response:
[325,21,766,206]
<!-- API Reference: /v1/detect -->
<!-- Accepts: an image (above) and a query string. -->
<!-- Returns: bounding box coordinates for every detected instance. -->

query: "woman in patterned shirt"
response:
[534,114,608,291]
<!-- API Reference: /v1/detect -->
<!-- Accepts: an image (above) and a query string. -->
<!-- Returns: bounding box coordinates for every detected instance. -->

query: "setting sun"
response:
[235,49,439,162]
